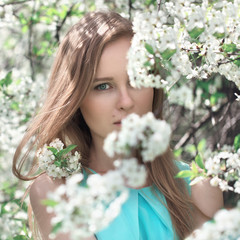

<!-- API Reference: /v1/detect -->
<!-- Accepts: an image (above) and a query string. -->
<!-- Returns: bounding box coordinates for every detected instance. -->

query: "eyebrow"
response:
[93,77,114,82]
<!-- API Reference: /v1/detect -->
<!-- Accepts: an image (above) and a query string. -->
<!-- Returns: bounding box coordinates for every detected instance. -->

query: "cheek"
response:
[138,88,154,111]
[80,98,98,126]
[80,95,112,125]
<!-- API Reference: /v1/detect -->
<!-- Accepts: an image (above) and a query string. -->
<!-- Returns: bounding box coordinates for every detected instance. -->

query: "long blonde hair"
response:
[13,11,194,239]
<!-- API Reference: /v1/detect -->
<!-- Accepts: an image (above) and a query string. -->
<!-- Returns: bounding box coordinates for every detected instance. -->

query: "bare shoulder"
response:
[191,178,224,226]
[29,174,67,240]
[29,174,96,240]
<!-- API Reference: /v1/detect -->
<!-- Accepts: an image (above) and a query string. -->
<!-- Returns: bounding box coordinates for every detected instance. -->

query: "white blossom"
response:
[47,170,129,239]
[204,147,240,193]
[114,158,148,188]
[104,112,171,162]
[36,139,81,178]
[186,202,240,240]
[127,1,240,91]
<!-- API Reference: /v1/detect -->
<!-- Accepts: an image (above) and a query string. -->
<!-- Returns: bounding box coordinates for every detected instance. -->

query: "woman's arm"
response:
[29,174,96,240]
[29,174,70,239]
[191,178,224,228]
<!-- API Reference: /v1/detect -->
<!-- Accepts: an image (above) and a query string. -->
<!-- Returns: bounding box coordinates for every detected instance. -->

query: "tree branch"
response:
[169,106,185,133]
[26,0,36,81]
[219,105,240,145]
[174,101,229,149]
[55,4,75,43]
[128,0,132,20]
[218,56,240,66]
[157,0,162,11]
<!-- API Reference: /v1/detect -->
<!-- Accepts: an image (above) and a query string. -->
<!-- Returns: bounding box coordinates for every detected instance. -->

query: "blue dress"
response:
[83,161,191,240]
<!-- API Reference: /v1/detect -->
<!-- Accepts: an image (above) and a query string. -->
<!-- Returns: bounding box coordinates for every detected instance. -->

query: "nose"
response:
[117,87,134,111]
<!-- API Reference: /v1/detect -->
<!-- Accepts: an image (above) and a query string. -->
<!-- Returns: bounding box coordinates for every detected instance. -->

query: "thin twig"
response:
[55,4,75,42]
[192,80,198,156]
[218,56,240,66]
[220,111,240,145]
[174,101,229,149]
[128,0,132,20]
[28,0,36,81]
[157,0,162,11]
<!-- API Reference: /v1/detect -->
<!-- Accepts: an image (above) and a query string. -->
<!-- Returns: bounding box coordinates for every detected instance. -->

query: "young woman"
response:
[13,11,223,240]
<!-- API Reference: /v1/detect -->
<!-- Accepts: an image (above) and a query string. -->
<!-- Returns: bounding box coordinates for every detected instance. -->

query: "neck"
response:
[88,138,115,174]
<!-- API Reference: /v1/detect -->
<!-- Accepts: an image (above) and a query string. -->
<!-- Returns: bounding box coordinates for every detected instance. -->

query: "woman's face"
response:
[80,36,154,144]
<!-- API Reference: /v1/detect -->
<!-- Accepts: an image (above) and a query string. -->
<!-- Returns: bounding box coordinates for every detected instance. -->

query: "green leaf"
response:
[13,236,27,240]
[1,202,8,214]
[144,61,152,67]
[188,27,204,39]
[233,58,240,67]
[213,32,225,39]
[145,43,154,55]
[44,31,52,41]
[41,199,59,207]
[222,43,237,53]
[31,11,40,24]
[234,134,240,151]
[10,101,20,111]
[195,154,205,170]
[197,80,210,93]
[210,92,226,105]
[54,160,61,167]
[175,170,194,178]
[185,144,197,154]
[57,144,77,158]
[19,13,27,25]
[22,25,28,33]
[0,71,12,88]
[145,0,157,6]
[52,221,63,234]
[21,112,32,124]
[191,161,198,174]
[161,48,177,60]
[32,46,39,55]
[47,147,58,155]
[174,148,182,158]
[59,6,68,19]
[22,223,28,235]
[197,139,206,153]
[45,7,58,17]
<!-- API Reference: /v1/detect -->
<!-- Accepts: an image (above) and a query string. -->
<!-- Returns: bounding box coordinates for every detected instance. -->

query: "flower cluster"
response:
[40,139,149,239]
[186,201,240,240]
[41,140,149,239]
[46,157,149,239]
[46,171,129,240]
[177,143,240,195]
[103,112,171,162]
[0,199,28,239]
[205,146,240,193]
[36,138,81,178]
[168,84,203,110]
[114,158,148,188]
[127,1,240,91]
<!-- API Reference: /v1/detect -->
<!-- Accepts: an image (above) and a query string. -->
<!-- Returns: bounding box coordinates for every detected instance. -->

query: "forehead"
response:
[96,36,132,78]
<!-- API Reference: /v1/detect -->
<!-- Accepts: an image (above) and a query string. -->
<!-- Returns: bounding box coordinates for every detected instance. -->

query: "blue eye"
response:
[95,83,110,91]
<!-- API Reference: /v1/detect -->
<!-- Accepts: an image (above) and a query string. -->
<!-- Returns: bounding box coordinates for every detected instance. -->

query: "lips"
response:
[113,120,122,125]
